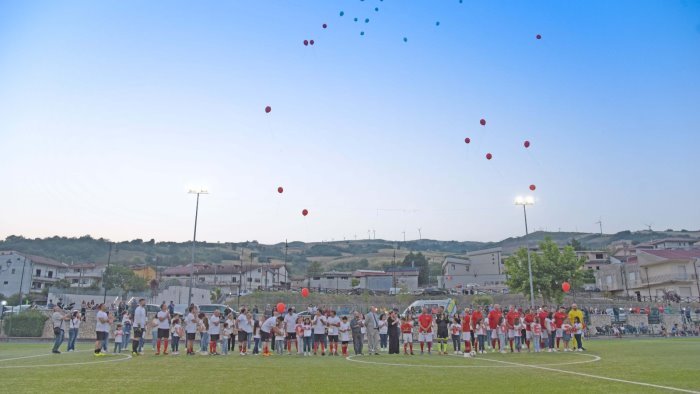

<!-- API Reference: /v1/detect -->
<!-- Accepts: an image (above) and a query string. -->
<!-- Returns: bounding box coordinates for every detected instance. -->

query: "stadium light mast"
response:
[187,188,208,307]
[515,196,536,309]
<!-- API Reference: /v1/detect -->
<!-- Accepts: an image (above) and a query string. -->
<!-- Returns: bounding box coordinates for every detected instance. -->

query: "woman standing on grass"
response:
[378,313,388,352]
[387,310,400,354]
[94,303,112,356]
[66,310,80,352]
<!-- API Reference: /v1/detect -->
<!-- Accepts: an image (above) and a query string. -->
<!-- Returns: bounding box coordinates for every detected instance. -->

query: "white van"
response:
[402,298,457,317]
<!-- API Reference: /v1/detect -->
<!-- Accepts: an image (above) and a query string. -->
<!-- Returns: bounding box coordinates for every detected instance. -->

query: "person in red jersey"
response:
[538,306,549,349]
[487,304,502,351]
[470,306,484,351]
[417,307,433,355]
[505,305,520,352]
[553,306,567,351]
[524,309,535,352]
[461,307,473,356]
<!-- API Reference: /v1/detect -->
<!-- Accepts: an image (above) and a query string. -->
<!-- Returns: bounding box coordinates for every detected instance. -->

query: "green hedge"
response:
[3,310,48,337]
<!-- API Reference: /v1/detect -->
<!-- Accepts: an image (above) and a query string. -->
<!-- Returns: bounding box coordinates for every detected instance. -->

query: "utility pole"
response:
[103,243,113,304]
[692,258,700,301]
[418,228,422,240]
[187,189,208,307]
[372,229,375,240]
[595,219,603,235]
[18,257,28,306]
[402,231,406,243]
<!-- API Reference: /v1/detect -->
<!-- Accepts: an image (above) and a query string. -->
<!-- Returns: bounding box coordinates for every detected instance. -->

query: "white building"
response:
[308,271,353,291]
[353,269,419,291]
[439,247,505,289]
[0,251,67,299]
[162,263,290,291]
[63,263,105,288]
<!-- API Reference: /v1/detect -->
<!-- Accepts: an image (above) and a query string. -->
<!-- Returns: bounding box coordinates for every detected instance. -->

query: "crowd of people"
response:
[50,300,591,357]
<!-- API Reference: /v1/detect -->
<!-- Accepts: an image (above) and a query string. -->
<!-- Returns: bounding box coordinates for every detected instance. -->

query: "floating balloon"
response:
[322,23,327,29]
[339,11,344,16]
[354,17,358,22]
[302,209,309,216]
[529,184,536,191]
[486,153,492,160]
[435,21,440,26]
[277,186,284,194]
[562,282,570,293]
[524,140,531,148]
[265,106,271,113]
[303,40,308,46]
[301,288,309,298]
[360,31,365,36]
[276,303,286,313]
[480,118,486,126]
[365,18,369,23]
[310,40,315,46]
[403,37,408,42]
[536,34,542,40]
[374,7,379,11]
[464,137,471,144]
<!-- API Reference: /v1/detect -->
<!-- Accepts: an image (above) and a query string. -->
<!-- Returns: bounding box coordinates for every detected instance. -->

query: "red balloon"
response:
[322,23,327,29]
[276,303,286,313]
[529,184,536,191]
[302,209,309,216]
[524,140,531,148]
[301,288,309,298]
[464,137,471,144]
[265,106,271,113]
[486,153,492,160]
[303,39,308,46]
[310,39,315,46]
[536,34,542,40]
[562,282,571,293]
[277,186,284,194]
[480,119,486,126]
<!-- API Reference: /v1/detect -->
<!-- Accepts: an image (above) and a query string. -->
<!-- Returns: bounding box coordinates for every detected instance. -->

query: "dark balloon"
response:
[486,153,492,160]
[303,40,308,46]
[375,7,379,11]
[403,37,408,42]
[310,40,315,45]
[265,106,271,113]
[436,21,440,26]
[365,18,369,23]
[464,137,471,144]
[480,119,486,126]
[524,140,531,148]
[536,34,542,40]
[323,23,327,29]
[529,184,536,191]
[278,187,284,194]
[340,11,344,16]
[360,31,365,36]
[354,17,358,22]
[302,209,309,216]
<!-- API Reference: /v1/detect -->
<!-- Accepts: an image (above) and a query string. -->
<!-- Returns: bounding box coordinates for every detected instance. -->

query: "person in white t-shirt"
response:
[208,309,222,355]
[185,305,199,356]
[284,308,298,355]
[326,310,341,356]
[94,303,112,356]
[312,310,327,356]
[339,316,351,356]
[155,304,171,355]
[237,309,251,355]
[132,299,147,355]
[302,317,313,356]
[261,314,282,356]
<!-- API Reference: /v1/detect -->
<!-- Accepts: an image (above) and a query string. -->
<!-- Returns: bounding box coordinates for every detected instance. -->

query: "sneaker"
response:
[154,352,160,356]
[132,352,138,356]
[410,352,414,355]
[321,352,325,356]
[464,353,471,358]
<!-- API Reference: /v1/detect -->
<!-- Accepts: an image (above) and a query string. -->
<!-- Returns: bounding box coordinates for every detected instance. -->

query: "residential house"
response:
[0,251,67,298]
[576,250,610,271]
[131,265,156,282]
[162,263,289,291]
[439,247,505,289]
[63,263,105,288]
[352,269,419,291]
[308,271,353,291]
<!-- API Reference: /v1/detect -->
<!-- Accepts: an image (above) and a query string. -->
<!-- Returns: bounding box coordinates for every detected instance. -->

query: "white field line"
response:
[345,352,600,369]
[0,350,132,369]
[476,356,700,394]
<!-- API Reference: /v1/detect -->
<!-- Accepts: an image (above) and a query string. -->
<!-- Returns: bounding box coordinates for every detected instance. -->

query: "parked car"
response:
[198,304,230,315]
[422,287,449,296]
[402,298,457,318]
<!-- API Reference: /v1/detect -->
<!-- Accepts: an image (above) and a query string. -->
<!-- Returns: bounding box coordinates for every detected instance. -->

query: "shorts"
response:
[133,328,143,339]
[403,333,413,343]
[186,333,196,340]
[286,332,296,340]
[491,330,499,339]
[555,329,563,338]
[342,341,349,345]
[508,329,517,338]
[462,331,472,341]
[238,331,248,342]
[158,329,170,339]
[328,335,339,343]
[526,331,532,340]
[563,333,571,341]
[418,333,433,342]
[437,329,448,339]
[96,331,108,341]
[314,334,325,343]
[261,331,271,342]
[541,331,549,339]
[210,334,220,342]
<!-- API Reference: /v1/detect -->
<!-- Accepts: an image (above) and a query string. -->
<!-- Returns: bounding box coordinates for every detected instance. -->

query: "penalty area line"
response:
[476,355,699,394]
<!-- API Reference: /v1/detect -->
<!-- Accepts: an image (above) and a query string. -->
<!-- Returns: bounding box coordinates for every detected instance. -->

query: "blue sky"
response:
[1,0,699,244]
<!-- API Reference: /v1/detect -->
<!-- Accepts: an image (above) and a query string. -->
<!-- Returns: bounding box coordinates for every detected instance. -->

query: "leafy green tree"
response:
[402,252,429,285]
[504,237,586,304]
[210,287,222,302]
[306,261,323,278]
[54,278,72,289]
[103,266,147,297]
[567,238,584,251]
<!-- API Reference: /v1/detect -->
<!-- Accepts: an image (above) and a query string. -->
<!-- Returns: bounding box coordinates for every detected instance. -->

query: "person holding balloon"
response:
[261,313,282,357]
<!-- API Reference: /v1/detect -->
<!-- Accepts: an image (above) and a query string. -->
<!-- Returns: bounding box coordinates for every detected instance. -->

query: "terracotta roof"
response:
[24,253,67,268]
[640,249,700,260]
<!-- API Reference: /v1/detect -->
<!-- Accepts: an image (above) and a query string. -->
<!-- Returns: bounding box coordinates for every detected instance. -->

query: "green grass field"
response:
[1,338,698,393]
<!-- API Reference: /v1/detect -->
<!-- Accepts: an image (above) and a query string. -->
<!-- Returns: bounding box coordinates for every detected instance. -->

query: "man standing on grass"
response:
[487,304,502,351]
[418,307,433,355]
[506,305,520,353]
[185,305,199,356]
[284,307,298,355]
[155,303,170,355]
[132,299,147,355]
[350,311,364,355]
[51,305,69,354]
[553,306,567,351]
[365,306,381,355]
[94,304,112,356]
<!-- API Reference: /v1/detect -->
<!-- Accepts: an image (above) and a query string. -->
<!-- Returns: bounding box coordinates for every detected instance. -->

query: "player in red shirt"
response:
[538,307,549,349]
[417,307,433,354]
[553,306,567,350]
[401,317,414,355]
[524,309,535,351]
[461,308,472,355]
[471,307,484,352]
[487,304,502,351]
[505,305,520,352]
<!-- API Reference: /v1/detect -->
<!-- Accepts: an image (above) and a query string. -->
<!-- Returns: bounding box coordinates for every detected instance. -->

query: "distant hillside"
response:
[1,229,697,275]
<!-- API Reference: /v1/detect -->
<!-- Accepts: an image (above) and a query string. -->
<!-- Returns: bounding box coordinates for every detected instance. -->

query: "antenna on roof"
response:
[595,218,603,236]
